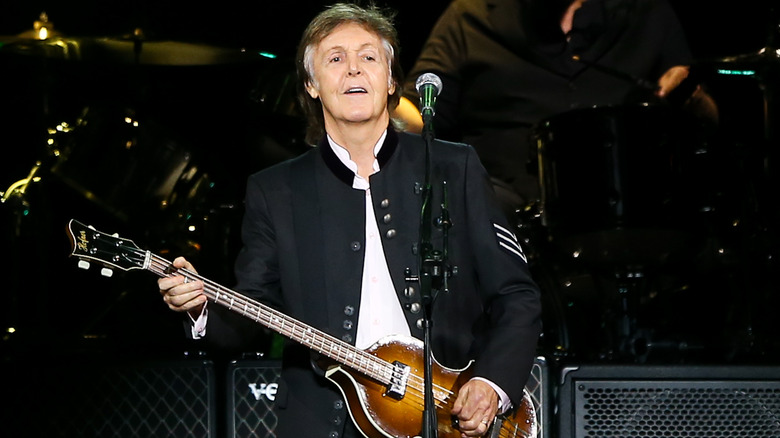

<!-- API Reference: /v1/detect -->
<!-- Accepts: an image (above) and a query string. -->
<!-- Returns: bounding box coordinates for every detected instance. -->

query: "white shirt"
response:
[326,132,411,349]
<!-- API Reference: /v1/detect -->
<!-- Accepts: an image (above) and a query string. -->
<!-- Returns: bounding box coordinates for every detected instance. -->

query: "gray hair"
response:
[295,2,405,145]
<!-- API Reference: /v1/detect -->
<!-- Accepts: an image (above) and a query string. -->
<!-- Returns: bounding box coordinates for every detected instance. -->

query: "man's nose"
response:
[347,59,361,76]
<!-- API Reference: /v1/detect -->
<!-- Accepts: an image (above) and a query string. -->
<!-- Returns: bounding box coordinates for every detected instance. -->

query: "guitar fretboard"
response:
[141,251,395,385]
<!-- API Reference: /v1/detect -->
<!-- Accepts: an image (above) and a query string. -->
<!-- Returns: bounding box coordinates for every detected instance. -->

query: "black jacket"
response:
[202,128,542,437]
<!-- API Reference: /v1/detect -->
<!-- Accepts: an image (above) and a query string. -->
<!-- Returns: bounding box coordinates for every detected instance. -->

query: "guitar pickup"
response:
[386,361,411,400]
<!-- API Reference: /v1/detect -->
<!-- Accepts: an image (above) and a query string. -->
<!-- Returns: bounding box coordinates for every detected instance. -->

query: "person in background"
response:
[394,0,718,220]
[157,3,542,438]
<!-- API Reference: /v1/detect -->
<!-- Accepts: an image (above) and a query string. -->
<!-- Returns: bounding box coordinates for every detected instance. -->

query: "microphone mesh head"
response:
[415,73,443,95]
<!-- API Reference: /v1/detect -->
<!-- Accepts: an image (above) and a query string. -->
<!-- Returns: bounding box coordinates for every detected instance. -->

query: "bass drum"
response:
[48,105,214,239]
[533,104,718,266]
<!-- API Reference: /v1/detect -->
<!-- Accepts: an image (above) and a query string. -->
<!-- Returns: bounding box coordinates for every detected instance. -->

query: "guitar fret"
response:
[367,358,380,379]
[355,355,366,374]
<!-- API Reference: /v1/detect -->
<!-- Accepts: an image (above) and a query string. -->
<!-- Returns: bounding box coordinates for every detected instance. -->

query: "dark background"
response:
[0,1,777,65]
[1,1,778,76]
[1,0,778,364]
[1,2,780,437]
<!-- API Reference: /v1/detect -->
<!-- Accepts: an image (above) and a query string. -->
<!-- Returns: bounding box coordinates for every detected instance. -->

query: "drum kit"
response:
[0,13,305,347]
[528,19,780,366]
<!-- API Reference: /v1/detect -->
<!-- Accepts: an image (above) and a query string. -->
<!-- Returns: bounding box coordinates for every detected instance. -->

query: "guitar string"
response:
[117,245,529,438]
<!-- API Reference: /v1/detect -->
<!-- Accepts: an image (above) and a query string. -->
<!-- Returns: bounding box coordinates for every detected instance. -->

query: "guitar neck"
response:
[143,251,393,385]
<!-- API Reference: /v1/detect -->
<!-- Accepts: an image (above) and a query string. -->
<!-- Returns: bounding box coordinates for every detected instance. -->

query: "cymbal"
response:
[696,45,780,76]
[89,37,268,66]
[0,34,270,66]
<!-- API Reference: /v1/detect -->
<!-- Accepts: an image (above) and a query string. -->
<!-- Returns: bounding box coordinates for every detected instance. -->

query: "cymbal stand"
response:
[604,269,646,362]
[0,162,43,343]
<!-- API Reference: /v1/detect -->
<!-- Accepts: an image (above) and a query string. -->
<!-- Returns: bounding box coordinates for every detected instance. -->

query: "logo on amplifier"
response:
[248,382,278,401]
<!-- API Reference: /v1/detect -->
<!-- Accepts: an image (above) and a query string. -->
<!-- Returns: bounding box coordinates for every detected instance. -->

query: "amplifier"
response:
[3,357,217,437]
[557,364,780,438]
[227,359,282,438]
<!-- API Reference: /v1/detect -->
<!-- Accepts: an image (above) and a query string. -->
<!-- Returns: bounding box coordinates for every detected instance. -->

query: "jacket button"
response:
[342,334,353,343]
[404,286,415,298]
[350,241,361,251]
[409,303,421,314]
[383,213,392,223]
[381,198,390,208]
[385,229,396,239]
[416,318,424,329]
[343,320,353,330]
[344,305,355,316]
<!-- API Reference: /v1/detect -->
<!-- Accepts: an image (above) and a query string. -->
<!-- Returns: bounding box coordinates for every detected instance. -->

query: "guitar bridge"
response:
[386,361,411,400]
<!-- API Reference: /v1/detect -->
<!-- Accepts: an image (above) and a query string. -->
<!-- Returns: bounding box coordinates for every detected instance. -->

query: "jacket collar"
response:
[318,126,399,186]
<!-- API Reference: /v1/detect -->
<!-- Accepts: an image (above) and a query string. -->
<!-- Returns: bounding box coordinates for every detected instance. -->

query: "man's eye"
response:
[330,56,342,63]
[364,55,376,61]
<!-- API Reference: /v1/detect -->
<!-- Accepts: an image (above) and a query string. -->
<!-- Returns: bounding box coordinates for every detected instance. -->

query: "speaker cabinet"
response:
[227,359,282,438]
[3,357,217,437]
[557,364,780,438]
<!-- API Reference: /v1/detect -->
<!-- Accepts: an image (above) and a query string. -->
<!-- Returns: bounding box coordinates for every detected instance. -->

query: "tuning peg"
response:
[100,268,114,277]
[77,260,90,270]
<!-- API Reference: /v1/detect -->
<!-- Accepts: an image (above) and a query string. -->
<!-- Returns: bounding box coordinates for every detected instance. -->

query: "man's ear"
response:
[305,81,319,99]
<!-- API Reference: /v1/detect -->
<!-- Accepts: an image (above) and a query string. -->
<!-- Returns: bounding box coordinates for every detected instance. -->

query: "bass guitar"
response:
[66,219,537,438]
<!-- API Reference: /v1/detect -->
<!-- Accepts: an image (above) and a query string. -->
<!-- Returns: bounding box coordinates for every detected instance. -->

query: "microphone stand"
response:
[417,107,451,438]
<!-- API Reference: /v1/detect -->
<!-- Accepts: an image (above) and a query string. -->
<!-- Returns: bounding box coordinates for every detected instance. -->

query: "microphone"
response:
[415,73,443,122]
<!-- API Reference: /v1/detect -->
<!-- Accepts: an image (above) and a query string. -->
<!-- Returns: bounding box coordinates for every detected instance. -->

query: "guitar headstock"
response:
[66,219,147,276]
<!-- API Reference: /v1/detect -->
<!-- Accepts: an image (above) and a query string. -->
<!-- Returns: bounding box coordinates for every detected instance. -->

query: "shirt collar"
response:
[326,130,388,176]
[318,126,398,187]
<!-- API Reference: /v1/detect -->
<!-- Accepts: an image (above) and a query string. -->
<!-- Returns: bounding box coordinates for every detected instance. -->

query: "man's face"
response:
[305,22,394,128]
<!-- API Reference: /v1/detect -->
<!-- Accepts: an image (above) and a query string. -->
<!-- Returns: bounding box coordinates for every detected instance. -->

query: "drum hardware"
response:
[695,8,780,196]
[45,105,214,229]
[691,14,780,297]
[12,12,62,40]
[529,102,757,364]
[1,162,43,206]
[1,25,268,66]
[533,104,713,266]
